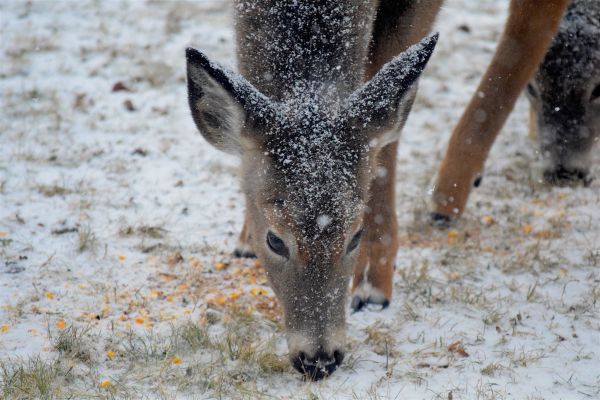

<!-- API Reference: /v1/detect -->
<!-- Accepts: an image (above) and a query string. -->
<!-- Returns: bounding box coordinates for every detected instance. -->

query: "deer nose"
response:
[291,349,344,380]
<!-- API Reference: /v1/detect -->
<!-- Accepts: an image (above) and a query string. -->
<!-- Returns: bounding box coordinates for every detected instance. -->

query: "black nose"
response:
[543,166,590,186]
[291,350,344,380]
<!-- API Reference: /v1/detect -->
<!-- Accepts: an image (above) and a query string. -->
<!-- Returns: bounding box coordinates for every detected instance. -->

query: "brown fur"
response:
[352,0,444,306]
[432,0,570,219]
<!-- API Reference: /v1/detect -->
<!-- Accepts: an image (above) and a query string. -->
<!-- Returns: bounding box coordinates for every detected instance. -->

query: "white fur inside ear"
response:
[377,84,418,147]
[189,66,245,154]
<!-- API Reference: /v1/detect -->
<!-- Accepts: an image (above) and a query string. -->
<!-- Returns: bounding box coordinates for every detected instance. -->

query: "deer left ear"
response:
[186,48,276,154]
[344,33,438,146]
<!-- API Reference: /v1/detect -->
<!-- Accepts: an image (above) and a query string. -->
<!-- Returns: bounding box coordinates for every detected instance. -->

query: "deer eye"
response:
[591,83,600,103]
[526,83,538,99]
[347,229,363,254]
[267,231,289,258]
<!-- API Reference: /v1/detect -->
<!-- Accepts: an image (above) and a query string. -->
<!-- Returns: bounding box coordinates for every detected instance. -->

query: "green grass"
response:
[51,324,94,363]
[0,356,72,400]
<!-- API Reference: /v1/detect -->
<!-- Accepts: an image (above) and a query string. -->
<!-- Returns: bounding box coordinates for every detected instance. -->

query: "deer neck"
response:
[234,0,377,102]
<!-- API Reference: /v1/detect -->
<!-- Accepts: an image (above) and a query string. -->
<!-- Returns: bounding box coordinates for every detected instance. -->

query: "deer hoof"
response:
[351,295,389,312]
[350,281,389,312]
[430,212,453,228]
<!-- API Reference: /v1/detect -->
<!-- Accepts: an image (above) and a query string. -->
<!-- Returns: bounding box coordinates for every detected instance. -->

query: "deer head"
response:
[526,0,600,185]
[186,33,437,379]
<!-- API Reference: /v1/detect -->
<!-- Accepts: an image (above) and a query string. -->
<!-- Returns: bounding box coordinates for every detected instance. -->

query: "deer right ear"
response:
[186,48,274,154]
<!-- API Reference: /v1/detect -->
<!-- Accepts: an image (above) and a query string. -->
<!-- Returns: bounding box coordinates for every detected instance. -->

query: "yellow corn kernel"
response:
[482,215,494,226]
[215,262,226,270]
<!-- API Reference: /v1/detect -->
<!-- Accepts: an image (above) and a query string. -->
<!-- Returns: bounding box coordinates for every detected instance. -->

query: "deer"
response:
[431,0,571,223]
[186,0,569,380]
[186,0,437,380]
[526,0,600,186]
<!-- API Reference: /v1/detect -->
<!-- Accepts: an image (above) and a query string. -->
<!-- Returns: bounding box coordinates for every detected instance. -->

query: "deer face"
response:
[526,6,600,185]
[186,34,437,379]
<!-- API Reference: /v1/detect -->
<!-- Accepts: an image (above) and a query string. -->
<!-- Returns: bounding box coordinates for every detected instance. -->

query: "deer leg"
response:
[351,142,399,311]
[350,0,443,311]
[233,210,255,258]
[431,0,570,223]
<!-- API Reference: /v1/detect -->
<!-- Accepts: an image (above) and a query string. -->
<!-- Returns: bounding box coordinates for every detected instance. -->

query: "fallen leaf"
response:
[448,341,469,357]
[112,81,131,92]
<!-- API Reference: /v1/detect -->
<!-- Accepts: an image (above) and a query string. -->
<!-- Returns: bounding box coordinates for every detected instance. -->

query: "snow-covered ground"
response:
[1,1,599,399]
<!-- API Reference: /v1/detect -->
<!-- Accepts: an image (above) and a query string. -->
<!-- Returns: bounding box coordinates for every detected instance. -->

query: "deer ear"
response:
[345,33,438,146]
[186,48,275,154]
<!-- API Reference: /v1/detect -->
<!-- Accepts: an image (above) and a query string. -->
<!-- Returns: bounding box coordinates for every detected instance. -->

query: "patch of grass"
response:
[36,184,71,197]
[50,324,93,363]
[119,330,173,363]
[584,248,599,267]
[256,351,288,374]
[480,362,503,376]
[77,225,97,253]
[179,321,211,351]
[0,356,72,400]
[364,322,398,357]
[119,225,167,239]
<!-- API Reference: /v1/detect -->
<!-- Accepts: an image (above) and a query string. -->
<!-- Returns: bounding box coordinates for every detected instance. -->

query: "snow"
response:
[1,0,599,399]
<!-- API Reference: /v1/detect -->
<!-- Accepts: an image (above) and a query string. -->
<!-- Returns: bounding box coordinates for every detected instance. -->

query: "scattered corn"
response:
[106,350,115,360]
[46,292,54,300]
[216,297,227,305]
[447,229,460,244]
[482,215,494,226]
[0,325,9,333]
[118,255,126,261]
[215,262,227,270]
[522,224,533,235]
[100,380,111,389]
[171,356,182,364]
[559,268,567,277]
[250,287,268,296]
[55,320,66,330]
